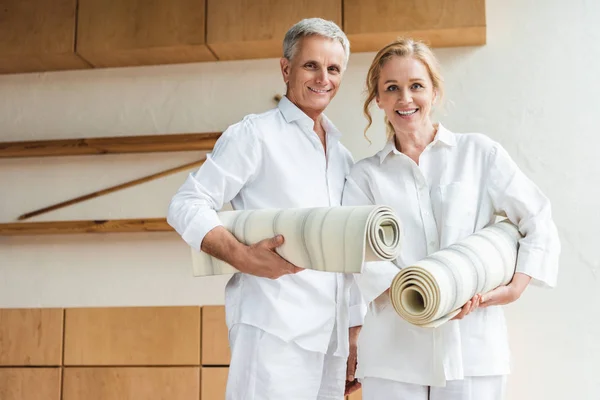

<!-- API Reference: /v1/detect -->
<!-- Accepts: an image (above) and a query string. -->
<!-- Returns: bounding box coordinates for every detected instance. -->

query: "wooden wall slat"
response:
[201,367,229,400]
[201,306,230,366]
[0,308,63,366]
[63,367,200,400]
[64,306,201,366]
[0,368,61,400]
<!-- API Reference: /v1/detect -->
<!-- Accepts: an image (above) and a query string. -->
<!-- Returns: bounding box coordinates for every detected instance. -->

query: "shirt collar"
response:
[278,95,342,139]
[434,123,456,147]
[377,123,456,164]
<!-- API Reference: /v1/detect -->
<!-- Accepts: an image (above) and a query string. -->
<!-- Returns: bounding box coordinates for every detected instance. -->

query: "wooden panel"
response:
[0,218,173,236]
[347,388,362,400]
[64,307,200,366]
[0,0,89,74]
[207,0,342,60]
[201,306,230,365]
[63,367,200,400]
[77,0,216,67]
[0,308,63,366]
[344,0,486,51]
[201,367,228,400]
[0,132,221,159]
[0,368,61,400]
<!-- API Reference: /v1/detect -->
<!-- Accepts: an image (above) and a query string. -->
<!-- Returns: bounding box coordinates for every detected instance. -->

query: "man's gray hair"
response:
[283,18,350,69]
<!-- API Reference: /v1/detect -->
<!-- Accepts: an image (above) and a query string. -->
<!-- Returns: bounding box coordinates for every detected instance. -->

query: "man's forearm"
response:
[200,226,248,270]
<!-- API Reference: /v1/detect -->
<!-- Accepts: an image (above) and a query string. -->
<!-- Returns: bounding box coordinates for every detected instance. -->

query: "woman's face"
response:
[376,55,437,136]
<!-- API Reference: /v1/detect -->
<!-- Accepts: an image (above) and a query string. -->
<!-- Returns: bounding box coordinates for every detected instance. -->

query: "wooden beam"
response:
[0,132,221,159]
[0,218,173,236]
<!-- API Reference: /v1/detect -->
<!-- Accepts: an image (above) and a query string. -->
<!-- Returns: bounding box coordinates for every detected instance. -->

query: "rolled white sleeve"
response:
[487,143,561,288]
[349,276,367,327]
[167,119,261,251]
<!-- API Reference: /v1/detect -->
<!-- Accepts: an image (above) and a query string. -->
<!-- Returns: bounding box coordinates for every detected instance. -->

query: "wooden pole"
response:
[17,159,205,221]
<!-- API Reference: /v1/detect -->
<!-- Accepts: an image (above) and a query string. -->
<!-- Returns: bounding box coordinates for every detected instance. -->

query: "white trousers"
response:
[225,323,347,400]
[362,375,507,400]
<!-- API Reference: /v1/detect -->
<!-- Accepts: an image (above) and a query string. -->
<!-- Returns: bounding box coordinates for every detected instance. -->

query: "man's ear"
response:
[280,58,290,84]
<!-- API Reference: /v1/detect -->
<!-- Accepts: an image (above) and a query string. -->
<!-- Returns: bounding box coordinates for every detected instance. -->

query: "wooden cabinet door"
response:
[77,0,216,67]
[0,0,89,74]
[344,0,486,51]
[207,0,342,60]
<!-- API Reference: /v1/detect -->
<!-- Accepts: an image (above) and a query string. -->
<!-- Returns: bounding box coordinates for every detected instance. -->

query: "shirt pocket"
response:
[436,182,478,231]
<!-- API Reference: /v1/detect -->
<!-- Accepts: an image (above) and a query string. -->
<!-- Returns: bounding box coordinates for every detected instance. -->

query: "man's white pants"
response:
[362,375,507,400]
[225,323,347,400]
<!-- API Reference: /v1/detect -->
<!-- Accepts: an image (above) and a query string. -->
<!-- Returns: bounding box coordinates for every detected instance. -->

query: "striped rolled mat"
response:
[389,220,522,328]
[191,205,402,276]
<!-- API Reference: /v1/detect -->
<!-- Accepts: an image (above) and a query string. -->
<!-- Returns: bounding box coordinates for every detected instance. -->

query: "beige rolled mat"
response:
[191,205,402,276]
[389,220,522,328]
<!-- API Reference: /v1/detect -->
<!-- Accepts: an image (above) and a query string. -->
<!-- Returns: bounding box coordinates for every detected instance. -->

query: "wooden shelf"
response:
[0,218,173,236]
[0,132,221,159]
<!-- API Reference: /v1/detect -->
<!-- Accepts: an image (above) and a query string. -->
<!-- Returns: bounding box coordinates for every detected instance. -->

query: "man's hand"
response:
[237,235,304,279]
[201,227,303,279]
[345,326,362,395]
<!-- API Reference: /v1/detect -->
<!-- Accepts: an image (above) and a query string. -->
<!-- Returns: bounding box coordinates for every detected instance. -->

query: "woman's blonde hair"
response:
[363,38,444,142]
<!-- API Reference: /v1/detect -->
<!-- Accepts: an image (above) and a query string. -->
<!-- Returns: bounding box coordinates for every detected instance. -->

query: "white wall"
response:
[1,0,598,398]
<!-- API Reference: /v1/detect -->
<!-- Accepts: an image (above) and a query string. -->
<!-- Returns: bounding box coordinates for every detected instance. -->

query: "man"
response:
[168,18,363,399]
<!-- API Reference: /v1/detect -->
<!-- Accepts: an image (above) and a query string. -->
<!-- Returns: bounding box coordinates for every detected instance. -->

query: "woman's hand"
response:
[451,293,482,320]
[452,273,532,319]
[479,272,532,307]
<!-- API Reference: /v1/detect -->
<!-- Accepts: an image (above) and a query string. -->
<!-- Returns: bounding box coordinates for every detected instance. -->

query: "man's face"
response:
[280,36,346,117]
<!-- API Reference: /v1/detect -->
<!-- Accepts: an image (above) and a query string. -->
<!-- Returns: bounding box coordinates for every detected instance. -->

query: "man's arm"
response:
[168,119,302,279]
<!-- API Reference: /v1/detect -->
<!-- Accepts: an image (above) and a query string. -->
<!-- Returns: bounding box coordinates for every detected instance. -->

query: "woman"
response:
[342,38,560,399]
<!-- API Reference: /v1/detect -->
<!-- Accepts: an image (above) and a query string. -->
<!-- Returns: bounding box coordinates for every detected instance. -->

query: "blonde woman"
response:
[342,38,560,399]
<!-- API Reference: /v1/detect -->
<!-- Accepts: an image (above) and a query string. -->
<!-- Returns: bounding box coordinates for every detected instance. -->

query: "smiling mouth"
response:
[308,87,332,94]
[396,109,418,116]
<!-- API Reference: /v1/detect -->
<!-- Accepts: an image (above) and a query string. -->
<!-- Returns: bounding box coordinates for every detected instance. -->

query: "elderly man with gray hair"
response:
[168,18,363,399]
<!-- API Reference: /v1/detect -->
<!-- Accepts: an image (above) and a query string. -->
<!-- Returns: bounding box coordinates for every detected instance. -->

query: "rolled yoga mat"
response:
[389,220,522,328]
[191,205,402,276]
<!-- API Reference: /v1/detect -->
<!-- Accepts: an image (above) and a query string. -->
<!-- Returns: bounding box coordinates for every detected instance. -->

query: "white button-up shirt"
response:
[342,124,560,386]
[168,96,364,356]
